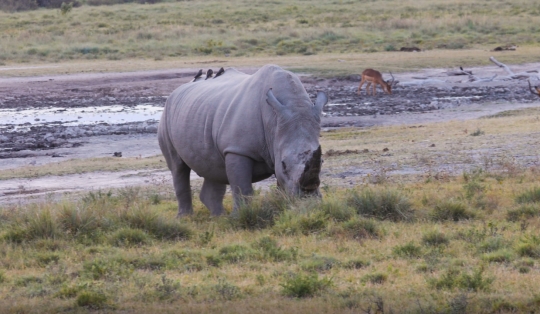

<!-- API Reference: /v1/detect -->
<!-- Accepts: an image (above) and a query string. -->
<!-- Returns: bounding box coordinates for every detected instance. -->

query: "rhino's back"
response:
[159,67,271,181]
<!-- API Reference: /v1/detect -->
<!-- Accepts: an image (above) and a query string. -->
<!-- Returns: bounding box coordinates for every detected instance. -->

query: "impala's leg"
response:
[365,82,371,95]
[225,153,254,212]
[200,179,226,216]
[357,78,366,95]
[372,82,377,96]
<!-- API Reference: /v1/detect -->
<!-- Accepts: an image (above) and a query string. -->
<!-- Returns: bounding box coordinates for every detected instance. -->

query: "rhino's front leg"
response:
[225,153,254,212]
[199,179,226,216]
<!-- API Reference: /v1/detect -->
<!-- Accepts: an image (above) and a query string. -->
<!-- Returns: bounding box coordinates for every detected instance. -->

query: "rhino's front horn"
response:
[299,146,322,192]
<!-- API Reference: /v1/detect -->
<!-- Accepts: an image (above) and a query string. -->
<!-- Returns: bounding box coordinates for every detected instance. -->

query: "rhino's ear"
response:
[313,91,328,116]
[266,89,287,115]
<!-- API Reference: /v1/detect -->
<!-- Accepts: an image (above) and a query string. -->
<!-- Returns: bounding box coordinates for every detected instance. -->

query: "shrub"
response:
[301,255,340,272]
[148,218,192,241]
[343,259,370,269]
[82,257,132,280]
[470,129,484,136]
[430,267,493,291]
[431,200,474,221]
[252,236,297,262]
[319,197,355,222]
[60,2,73,15]
[361,272,387,284]
[152,275,181,301]
[347,188,414,221]
[232,191,291,230]
[119,207,192,240]
[15,276,42,287]
[218,245,257,263]
[477,236,507,253]
[515,235,540,258]
[515,187,540,204]
[3,226,29,243]
[281,273,332,298]
[27,210,60,240]
[109,228,150,247]
[35,252,61,267]
[393,242,423,258]
[339,218,381,239]
[57,205,101,237]
[482,249,514,263]
[422,231,450,247]
[507,205,540,222]
[273,210,328,236]
[213,279,241,301]
[76,290,111,309]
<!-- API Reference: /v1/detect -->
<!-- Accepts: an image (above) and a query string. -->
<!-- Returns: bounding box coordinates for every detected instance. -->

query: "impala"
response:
[357,69,396,95]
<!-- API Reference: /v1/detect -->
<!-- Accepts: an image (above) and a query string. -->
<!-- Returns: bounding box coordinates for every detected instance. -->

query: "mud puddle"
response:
[0,104,163,132]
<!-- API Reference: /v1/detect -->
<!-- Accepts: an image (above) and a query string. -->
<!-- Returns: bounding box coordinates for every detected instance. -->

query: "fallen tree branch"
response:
[489,56,514,75]
[489,56,540,80]
[470,74,497,83]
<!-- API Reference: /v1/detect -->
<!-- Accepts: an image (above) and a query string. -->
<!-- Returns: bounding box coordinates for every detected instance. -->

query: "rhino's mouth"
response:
[298,146,322,193]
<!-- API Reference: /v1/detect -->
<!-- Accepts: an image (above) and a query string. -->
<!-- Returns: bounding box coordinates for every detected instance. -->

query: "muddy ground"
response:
[1,63,540,202]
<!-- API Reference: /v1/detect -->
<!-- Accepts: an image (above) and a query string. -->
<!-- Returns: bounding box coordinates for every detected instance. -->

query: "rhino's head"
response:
[266,89,328,196]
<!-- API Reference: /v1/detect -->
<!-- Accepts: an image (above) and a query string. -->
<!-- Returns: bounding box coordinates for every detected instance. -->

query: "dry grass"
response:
[1,0,540,76]
[0,155,165,180]
[1,106,540,312]
[320,107,540,187]
[2,47,540,78]
[0,176,540,312]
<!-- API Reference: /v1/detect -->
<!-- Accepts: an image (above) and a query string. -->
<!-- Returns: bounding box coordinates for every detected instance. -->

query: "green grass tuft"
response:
[108,228,150,247]
[515,187,540,204]
[431,200,475,221]
[347,188,414,221]
[422,230,450,247]
[393,242,423,258]
[281,273,332,298]
[76,290,113,309]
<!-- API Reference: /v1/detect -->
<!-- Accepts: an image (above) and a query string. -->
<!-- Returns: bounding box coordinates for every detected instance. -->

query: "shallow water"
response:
[0,104,163,132]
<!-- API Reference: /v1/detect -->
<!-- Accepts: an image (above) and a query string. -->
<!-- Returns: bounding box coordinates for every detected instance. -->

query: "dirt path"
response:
[1,63,539,203]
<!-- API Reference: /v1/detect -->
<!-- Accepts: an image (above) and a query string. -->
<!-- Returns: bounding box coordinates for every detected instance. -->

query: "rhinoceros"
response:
[158,64,328,216]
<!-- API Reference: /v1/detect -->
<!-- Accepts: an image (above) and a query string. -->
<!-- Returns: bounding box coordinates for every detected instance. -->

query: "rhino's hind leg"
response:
[225,153,254,212]
[171,162,193,217]
[199,179,226,216]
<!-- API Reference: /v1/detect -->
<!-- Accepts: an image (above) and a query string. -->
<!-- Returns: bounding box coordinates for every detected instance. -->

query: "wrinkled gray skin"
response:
[158,64,328,216]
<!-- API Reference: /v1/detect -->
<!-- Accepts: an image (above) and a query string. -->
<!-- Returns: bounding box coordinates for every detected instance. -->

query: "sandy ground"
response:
[1,62,539,204]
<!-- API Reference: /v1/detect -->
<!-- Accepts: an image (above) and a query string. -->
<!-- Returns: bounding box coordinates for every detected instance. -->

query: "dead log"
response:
[470,74,497,83]
[446,70,473,76]
[489,56,540,81]
[489,56,514,75]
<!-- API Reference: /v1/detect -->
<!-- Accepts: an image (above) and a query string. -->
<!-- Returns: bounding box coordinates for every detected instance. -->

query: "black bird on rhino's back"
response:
[214,67,225,78]
[205,69,213,80]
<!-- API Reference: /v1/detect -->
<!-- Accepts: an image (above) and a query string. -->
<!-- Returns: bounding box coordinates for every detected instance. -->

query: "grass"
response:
[2,0,540,77]
[1,167,540,312]
[0,155,165,180]
[0,69,539,311]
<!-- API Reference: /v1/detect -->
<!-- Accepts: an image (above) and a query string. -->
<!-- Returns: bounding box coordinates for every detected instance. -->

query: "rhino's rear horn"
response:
[299,146,322,192]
